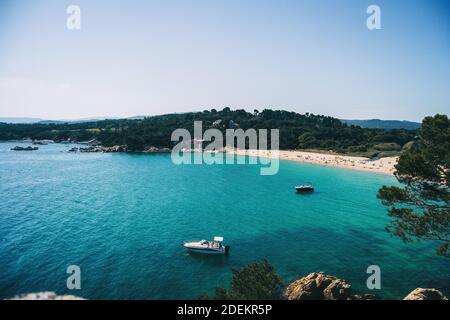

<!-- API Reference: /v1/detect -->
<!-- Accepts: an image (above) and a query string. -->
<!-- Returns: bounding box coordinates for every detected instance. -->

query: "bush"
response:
[373,142,401,151]
[212,260,284,300]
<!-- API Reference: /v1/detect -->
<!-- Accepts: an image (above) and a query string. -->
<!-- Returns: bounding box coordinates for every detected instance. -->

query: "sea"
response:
[0,142,448,299]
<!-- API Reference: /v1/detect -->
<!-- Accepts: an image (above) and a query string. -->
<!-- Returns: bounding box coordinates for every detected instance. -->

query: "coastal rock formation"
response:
[69,145,128,153]
[8,291,85,300]
[11,146,38,151]
[284,272,376,300]
[143,146,171,153]
[105,145,128,152]
[403,288,448,300]
[68,145,171,153]
[285,272,352,300]
[285,272,448,300]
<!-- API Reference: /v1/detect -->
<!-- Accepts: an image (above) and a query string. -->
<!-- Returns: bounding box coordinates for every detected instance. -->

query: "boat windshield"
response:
[210,241,222,248]
[198,240,223,248]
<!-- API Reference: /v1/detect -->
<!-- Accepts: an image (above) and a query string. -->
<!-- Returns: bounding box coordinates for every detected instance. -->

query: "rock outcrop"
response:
[284,272,376,300]
[403,288,448,300]
[11,146,38,151]
[69,145,128,153]
[68,145,171,153]
[143,146,171,153]
[285,272,448,301]
[9,291,85,300]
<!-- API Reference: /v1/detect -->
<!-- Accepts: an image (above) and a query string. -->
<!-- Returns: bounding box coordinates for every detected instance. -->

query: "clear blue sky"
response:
[0,0,448,121]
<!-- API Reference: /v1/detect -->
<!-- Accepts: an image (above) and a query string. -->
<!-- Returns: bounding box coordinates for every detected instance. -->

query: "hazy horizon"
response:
[0,0,449,122]
[0,111,427,123]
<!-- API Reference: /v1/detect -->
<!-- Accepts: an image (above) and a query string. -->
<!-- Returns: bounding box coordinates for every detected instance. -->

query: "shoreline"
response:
[225,148,398,176]
[3,141,397,175]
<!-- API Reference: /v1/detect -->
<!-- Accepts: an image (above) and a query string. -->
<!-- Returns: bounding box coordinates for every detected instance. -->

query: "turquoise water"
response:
[0,142,448,299]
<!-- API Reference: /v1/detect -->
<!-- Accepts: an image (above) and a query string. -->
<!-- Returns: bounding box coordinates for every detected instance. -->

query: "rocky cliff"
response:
[8,291,85,300]
[284,272,375,300]
[403,288,448,300]
[6,279,448,300]
[284,272,447,300]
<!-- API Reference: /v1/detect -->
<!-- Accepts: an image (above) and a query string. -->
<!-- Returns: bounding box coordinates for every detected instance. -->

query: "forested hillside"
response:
[0,108,416,155]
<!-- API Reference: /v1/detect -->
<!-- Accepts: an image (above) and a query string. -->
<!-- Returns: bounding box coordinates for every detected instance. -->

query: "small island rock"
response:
[403,288,448,300]
[11,146,38,151]
[284,272,354,300]
[8,291,85,300]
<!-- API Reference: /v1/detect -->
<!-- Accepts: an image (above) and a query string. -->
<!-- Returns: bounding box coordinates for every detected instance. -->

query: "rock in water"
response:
[143,146,171,153]
[284,272,353,300]
[11,146,38,151]
[403,288,448,300]
[77,145,128,153]
[8,291,85,300]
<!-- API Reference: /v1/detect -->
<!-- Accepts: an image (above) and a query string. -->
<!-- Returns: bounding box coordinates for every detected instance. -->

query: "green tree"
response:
[298,132,316,149]
[213,260,284,300]
[126,134,145,151]
[378,114,450,257]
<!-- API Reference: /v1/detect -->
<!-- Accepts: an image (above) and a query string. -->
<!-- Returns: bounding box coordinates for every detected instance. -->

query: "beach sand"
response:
[225,148,398,175]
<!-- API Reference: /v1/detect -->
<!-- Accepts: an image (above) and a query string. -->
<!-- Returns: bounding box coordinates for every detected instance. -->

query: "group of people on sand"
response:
[227,148,397,175]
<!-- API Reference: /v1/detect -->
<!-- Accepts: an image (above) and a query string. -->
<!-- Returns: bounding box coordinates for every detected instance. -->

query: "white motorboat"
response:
[183,236,230,255]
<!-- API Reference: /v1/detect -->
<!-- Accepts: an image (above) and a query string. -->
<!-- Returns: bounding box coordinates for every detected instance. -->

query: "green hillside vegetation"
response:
[0,109,416,155]
[378,114,450,257]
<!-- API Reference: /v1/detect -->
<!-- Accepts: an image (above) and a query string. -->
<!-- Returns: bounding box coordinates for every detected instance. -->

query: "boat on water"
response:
[183,236,230,255]
[296,183,314,193]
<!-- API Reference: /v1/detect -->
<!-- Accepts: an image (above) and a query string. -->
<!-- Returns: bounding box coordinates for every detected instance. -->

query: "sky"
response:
[0,0,448,121]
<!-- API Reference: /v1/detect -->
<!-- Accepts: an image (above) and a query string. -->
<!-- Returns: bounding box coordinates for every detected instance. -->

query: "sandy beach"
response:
[225,148,398,175]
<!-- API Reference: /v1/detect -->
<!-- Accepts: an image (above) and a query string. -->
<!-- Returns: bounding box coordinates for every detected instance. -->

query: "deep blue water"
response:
[0,142,448,299]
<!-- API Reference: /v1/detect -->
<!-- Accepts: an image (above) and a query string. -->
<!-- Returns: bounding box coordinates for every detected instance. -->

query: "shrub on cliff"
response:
[210,260,284,300]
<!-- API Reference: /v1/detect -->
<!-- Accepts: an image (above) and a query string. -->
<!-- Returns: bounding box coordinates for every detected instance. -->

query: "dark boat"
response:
[296,183,314,193]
